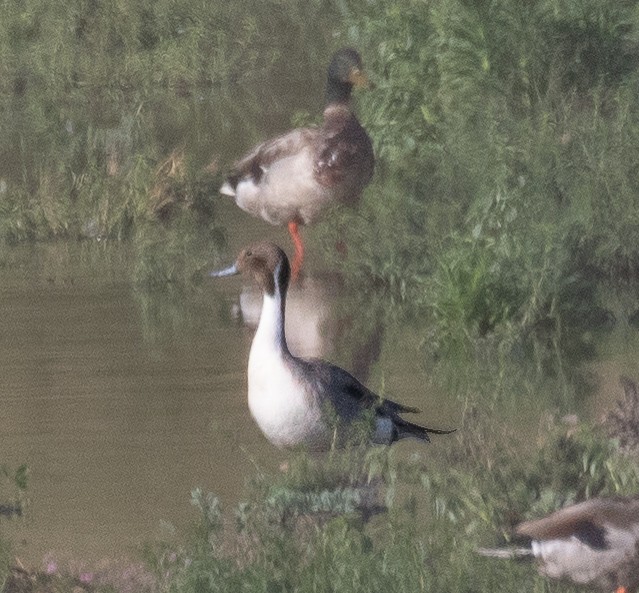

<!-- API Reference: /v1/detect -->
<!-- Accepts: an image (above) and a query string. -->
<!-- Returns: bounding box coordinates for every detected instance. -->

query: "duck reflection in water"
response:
[232,270,381,382]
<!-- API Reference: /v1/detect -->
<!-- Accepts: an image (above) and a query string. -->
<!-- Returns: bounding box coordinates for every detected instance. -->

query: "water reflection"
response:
[231,270,384,382]
[2,240,638,567]
[0,242,389,565]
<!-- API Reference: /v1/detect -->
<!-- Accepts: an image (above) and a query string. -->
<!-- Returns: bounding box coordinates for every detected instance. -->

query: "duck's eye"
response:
[246,250,253,257]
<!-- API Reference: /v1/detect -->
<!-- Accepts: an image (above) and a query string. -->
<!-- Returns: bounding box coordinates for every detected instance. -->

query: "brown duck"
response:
[220,49,374,278]
[479,496,639,593]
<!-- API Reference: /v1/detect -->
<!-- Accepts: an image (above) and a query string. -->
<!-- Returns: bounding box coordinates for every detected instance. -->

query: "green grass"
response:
[3,2,639,587]
[2,418,636,593]
[311,0,639,357]
[140,413,638,593]
[4,0,639,320]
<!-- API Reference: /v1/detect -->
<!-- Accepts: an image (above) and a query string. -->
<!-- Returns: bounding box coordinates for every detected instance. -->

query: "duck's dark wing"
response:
[313,116,374,194]
[292,357,379,417]
[225,127,319,188]
[293,357,455,442]
[516,497,639,543]
[292,358,420,417]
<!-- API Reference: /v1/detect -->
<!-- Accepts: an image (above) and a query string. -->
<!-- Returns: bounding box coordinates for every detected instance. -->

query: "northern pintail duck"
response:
[212,241,454,450]
[220,49,375,278]
[479,496,639,593]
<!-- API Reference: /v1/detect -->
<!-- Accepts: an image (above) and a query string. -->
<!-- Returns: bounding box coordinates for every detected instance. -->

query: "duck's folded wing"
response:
[297,358,416,418]
[516,497,639,542]
[295,358,379,415]
[229,127,319,182]
[313,122,374,188]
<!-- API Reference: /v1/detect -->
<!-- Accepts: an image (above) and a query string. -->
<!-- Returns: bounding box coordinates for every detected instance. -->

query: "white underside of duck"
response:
[224,148,333,226]
[532,526,638,585]
[247,291,327,448]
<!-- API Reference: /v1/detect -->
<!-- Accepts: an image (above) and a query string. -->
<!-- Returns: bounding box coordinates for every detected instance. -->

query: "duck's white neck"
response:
[253,268,290,357]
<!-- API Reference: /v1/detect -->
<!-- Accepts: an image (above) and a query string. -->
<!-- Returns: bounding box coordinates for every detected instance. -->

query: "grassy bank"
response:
[3,0,639,337]
[3,0,639,589]
[143,414,639,593]
[3,401,638,593]
[0,0,340,245]
[323,0,639,355]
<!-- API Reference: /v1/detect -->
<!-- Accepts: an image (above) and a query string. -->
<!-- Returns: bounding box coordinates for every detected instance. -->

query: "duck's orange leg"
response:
[615,587,628,593]
[288,220,304,281]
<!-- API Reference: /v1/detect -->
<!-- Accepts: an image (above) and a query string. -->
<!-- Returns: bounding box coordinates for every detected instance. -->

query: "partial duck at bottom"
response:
[211,241,455,450]
[478,496,639,593]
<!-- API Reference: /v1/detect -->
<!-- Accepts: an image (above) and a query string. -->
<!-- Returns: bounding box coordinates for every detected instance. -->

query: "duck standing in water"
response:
[478,496,639,593]
[220,49,375,279]
[211,241,455,450]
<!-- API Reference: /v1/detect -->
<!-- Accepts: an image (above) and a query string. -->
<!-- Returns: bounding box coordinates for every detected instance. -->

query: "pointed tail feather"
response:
[393,417,456,443]
[476,547,533,560]
[220,181,236,197]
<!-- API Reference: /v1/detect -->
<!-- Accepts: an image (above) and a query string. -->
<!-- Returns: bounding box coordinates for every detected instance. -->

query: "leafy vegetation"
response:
[4,0,639,347]
[322,0,639,355]
[3,0,639,590]
[138,415,638,593]
[2,418,638,593]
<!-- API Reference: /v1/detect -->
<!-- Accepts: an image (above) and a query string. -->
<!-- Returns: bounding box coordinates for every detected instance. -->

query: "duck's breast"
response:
[247,345,329,448]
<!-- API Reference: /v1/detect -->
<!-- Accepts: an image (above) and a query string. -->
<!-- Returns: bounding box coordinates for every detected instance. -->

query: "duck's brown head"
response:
[211,242,291,297]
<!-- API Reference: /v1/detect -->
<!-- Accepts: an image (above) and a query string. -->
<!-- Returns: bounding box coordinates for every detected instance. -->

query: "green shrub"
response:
[143,414,638,592]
